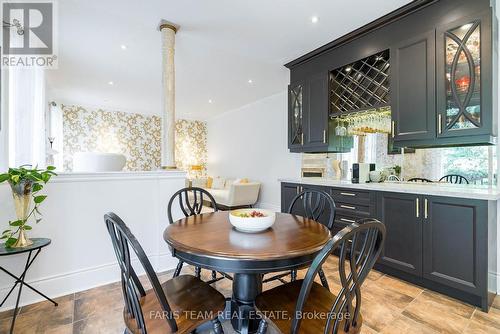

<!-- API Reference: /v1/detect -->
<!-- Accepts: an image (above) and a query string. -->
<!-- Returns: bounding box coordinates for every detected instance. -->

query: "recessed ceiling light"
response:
[311,16,319,24]
[208,99,213,104]
[120,44,127,50]
[108,81,114,85]
[248,79,253,84]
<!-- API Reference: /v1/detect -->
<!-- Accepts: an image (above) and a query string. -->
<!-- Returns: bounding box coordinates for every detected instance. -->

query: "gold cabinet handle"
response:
[416,198,420,218]
[438,114,442,134]
[340,192,356,197]
[323,130,327,143]
[391,121,395,138]
[340,218,356,224]
[424,198,428,219]
[340,205,356,210]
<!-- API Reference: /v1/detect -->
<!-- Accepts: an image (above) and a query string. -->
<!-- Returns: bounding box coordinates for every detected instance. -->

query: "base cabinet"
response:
[280,183,495,311]
[376,192,492,310]
[423,197,488,295]
[377,193,423,276]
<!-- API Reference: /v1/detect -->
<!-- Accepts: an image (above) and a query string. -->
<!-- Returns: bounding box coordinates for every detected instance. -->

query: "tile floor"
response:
[1,257,500,334]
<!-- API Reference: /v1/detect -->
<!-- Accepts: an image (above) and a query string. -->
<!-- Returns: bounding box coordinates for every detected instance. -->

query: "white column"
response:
[159,20,179,169]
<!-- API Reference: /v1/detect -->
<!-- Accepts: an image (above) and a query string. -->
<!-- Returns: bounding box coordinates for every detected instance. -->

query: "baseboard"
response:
[489,270,500,294]
[0,253,178,312]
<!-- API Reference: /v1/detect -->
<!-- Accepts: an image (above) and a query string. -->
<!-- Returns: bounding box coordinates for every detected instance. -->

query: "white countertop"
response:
[279,178,500,201]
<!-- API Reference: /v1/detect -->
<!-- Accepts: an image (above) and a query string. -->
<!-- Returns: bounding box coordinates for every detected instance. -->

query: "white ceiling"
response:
[46,0,412,120]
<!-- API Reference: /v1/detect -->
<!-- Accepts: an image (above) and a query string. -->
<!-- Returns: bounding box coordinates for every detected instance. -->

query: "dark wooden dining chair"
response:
[104,212,226,334]
[407,177,433,183]
[167,187,223,282]
[264,189,336,289]
[439,174,469,184]
[255,218,386,334]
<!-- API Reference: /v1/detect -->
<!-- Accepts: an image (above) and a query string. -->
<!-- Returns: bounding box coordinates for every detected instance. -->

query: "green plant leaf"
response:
[0,174,9,183]
[23,225,32,230]
[2,229,11,234]
[41,173,51,183]
[11,175,20,183]
[0,235,8,240]
[5,238,17,247]
[33,183,43,192]
[34,195,47,204]
[47,166,56,171]
[9,220,23,227]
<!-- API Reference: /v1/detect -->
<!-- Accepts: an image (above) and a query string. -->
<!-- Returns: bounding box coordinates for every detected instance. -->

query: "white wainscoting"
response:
[0,171,186,311]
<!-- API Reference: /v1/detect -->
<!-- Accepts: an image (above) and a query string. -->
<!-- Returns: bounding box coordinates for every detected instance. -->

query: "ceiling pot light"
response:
[108,81,114,85]
[248,79,253,84]
[311,16,319,24]
[120,44,127,50]
[208,99,213,104]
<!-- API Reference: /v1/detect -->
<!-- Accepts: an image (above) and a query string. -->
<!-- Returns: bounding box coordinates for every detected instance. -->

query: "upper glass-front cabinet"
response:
[288,83,303,147]
[437,11,492,138]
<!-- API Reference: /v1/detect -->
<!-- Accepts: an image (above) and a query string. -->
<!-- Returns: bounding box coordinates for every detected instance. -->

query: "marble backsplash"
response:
[303,133,494,184]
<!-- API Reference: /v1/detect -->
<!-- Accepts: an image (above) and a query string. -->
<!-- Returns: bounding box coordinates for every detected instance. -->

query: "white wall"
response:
[207,92,301,210]
[0,171,185,311]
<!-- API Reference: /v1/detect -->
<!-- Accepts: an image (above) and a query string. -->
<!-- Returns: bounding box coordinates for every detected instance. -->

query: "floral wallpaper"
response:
[62,105,207,173]
[175,119,207,173]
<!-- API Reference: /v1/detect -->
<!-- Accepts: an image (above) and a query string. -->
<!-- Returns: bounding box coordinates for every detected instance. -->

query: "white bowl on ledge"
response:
[229,209,276,233]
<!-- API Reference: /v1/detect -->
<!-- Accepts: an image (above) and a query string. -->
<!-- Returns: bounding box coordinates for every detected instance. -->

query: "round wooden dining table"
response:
[163,211,331,333]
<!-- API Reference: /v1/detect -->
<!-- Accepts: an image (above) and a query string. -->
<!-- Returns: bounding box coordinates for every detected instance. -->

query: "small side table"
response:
[0,238,57,334]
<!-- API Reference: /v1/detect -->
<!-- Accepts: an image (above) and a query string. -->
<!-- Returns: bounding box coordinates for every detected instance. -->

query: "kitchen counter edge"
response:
[279,178,500,201]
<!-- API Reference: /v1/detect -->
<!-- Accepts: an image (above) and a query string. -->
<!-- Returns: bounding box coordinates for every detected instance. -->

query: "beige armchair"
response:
[190,177,261,210]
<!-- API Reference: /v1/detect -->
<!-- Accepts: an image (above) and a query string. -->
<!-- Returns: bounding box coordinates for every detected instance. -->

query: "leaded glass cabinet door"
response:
[288,83,304,149]
[437,10,493,138]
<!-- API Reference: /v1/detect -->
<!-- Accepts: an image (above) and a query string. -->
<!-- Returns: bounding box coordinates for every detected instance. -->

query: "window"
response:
[7,68,47,168]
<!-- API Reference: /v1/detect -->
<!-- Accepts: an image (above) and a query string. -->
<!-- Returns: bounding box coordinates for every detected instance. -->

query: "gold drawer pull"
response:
[340,192,356,197]
[340,205,356,210]
[416,198,420,218]
[424,198,428,219]
[340,218,356,224]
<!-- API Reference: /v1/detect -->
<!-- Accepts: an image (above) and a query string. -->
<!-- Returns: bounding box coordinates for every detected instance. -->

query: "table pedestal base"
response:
[230,273,263,334]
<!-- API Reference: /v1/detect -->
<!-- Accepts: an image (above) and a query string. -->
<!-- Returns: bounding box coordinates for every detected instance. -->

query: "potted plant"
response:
[0,165,57,248]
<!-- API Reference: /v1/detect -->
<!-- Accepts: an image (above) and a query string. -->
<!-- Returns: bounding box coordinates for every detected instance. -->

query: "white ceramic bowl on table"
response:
[229,209,276,233]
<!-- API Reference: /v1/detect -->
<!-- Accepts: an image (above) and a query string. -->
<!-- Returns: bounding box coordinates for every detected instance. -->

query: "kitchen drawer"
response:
[330,188,371,204]
[336,201,371,216]
[332,214,363,235]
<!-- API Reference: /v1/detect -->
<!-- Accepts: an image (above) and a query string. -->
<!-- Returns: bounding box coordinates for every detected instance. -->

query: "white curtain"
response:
[8,67,47,168]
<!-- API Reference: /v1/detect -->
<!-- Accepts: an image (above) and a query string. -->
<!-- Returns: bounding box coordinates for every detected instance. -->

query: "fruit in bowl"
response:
[234,210,266,218]
[229,209,276,233]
